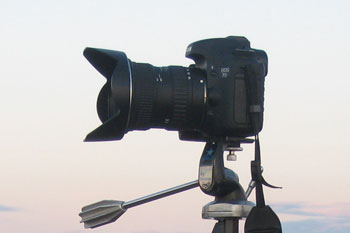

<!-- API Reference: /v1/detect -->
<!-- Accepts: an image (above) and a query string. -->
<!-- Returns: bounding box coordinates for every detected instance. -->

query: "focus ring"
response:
[171,67,189,127]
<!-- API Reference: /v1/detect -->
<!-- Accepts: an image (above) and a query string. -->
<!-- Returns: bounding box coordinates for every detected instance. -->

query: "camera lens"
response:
[84,47,206,141]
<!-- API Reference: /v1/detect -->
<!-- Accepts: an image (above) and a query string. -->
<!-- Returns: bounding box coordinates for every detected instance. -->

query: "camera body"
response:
[180,36,268,141]
[84,36,267,142]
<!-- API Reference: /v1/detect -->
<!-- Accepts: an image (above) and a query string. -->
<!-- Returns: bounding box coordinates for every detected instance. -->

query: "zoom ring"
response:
[130,63,155,129]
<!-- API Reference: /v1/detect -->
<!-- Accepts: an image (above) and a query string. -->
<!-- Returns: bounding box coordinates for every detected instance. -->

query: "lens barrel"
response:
[84,48,206,141]
[128,63,205,131]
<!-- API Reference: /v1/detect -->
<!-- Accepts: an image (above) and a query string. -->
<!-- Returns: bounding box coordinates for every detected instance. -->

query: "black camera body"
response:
[84,36,267,142]
[180,36,267,141]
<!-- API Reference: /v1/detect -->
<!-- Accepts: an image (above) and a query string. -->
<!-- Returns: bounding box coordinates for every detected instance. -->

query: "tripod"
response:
[79,139,281,233]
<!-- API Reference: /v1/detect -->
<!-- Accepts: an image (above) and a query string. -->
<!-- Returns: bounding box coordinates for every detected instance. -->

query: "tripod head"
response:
[198,138,252,197]
[198,138,282,233]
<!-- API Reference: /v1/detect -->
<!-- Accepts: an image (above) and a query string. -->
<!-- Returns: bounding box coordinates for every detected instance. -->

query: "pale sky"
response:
[0,1,349,233]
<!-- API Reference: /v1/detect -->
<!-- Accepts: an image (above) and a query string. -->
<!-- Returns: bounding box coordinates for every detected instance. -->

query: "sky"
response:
[0,0,349,233]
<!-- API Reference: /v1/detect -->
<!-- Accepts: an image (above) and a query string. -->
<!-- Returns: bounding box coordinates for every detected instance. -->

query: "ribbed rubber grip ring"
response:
[171,67,189,127]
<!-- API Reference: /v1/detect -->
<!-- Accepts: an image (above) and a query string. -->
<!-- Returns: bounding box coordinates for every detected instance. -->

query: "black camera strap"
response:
[245,135,282,233]
[252,134,265,207]
[244,64,282,233]
[252,134,281,206]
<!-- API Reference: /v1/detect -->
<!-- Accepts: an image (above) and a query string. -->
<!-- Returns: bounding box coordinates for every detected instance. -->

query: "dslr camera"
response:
[80,37,283,233]
[84,36,267,142]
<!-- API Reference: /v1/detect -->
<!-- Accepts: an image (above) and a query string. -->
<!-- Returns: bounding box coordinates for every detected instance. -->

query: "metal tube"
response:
[123,180,199,209]
[224,218,239,233]
[245,180,256,198]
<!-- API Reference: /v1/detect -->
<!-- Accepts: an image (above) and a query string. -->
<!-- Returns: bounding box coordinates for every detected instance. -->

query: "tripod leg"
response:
[212,219,239,233]
[225,219,239,233]
[212,221,224,233]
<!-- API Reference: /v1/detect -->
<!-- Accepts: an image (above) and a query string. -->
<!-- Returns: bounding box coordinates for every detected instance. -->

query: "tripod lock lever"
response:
[79,180,199,229]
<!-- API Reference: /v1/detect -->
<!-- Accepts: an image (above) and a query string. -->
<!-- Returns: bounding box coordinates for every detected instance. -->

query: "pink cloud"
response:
[272,201,350,232]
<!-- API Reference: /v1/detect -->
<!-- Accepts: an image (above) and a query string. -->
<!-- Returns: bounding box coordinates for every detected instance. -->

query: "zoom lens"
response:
[84,47,206,141]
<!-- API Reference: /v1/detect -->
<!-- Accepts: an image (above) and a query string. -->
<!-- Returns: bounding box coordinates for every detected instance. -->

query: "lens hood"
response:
[84,48,132,141]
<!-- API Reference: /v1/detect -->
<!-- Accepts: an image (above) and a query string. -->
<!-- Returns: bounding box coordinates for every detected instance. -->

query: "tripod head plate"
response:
[202,200,255,219]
